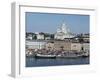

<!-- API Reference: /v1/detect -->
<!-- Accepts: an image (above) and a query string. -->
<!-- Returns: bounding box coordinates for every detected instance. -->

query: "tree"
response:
[50,34,54,39]
[33,35,37,40]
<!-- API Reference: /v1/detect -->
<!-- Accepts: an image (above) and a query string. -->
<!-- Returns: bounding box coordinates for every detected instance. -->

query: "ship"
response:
[35,54,56,59]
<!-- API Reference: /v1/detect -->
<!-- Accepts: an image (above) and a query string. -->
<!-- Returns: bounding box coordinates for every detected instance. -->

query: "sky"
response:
[26,12,89,34]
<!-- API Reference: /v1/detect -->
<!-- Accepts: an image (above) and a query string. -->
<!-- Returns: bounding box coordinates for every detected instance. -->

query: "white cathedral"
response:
[54,23,75,40]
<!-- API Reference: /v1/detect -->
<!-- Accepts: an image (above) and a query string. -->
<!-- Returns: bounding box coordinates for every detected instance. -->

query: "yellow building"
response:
[54,41,71,51]
[71,42,82,52]
[45,42,54,50]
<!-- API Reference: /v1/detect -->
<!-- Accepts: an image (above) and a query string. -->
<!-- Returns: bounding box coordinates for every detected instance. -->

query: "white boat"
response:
[35,54,56,58]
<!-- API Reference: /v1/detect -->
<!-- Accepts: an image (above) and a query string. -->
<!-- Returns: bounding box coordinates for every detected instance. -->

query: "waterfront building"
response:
[26,40,47,50]
[26,33,33,40]
[26,33,37,40]
[45,36,51,40]
[71,42,89,52]
[54,23,74,40]
[75,33,89,43]
[36,33,44,40]
[54,40,71,51]
[82,34,89,43]
[26,39,90,54]
[45,42,54,50]
[82,43,90,52]
[71,42,82,52]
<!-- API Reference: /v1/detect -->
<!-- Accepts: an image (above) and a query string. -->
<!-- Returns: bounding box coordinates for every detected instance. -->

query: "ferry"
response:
[35,54,56,59]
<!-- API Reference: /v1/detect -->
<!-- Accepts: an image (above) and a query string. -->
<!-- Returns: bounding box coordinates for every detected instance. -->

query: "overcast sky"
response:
[26,12,89,34]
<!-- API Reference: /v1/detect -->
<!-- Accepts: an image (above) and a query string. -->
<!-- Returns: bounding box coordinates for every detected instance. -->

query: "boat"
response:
[35,54,56,59]
[80,51,89,57]
[81,53,89,57]
[56,54,79,58]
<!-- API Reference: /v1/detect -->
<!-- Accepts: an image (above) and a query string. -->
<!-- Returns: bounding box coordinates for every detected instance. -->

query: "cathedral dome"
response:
[54,22,74,40]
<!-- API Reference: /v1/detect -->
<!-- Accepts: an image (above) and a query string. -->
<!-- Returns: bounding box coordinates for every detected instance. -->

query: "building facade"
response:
[71,42,90,52]
[36,33,44,40]
[45,42,54,50]
[26,40,89,53]
[53,41,71,51]
[82,43,90,52]
[71,42,82,52]
[26,40,46,50]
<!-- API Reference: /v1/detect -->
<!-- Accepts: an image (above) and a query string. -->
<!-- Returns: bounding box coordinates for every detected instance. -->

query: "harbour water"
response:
[26,57,89,67]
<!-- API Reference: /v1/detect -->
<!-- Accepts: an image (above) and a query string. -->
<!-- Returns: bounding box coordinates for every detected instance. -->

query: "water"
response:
[26,57,89,67]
